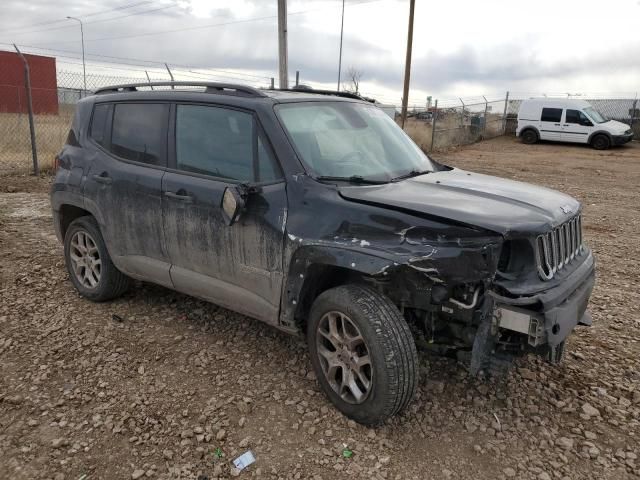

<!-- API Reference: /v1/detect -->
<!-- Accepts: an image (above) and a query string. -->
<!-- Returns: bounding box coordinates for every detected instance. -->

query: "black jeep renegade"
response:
[51,82,595,425]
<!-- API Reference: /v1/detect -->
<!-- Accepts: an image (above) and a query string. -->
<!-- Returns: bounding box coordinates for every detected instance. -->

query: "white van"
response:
[516,98,633,149]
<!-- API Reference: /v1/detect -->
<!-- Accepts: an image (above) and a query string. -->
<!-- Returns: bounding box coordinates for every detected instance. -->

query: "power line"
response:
[39,0,384,47]
[0,42,274,81]
[0,1,156,34]
[6,4,179,38]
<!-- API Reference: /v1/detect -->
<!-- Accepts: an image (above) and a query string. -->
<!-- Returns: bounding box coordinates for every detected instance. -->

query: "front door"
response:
[539,107,563,141]
[561,109,593,144]
[162,103,286,324]
[83,101,172,287]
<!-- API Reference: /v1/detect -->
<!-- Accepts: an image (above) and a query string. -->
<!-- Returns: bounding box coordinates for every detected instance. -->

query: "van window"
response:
[565,109,591,125]
[175,104,280,182]
[90,104,110,147]
[540,108,562,123]
[111,103,168,166]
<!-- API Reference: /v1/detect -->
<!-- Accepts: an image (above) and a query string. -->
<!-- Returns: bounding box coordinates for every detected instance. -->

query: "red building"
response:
[0,50,58,114]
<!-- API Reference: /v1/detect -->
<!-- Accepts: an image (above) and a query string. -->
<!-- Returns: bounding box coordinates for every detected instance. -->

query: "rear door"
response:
[538,107,563,141]
[561,109,593,144]
[162,103,286,324]
[83,101,172,287]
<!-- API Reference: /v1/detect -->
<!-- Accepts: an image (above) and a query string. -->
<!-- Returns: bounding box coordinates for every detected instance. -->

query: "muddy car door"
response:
[162,103,286,324]
[83,101,173,287]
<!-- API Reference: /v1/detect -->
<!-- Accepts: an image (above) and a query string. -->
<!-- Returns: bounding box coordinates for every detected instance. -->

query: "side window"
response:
[540,108,562,123]
[110,103,168,165]
[89,104,110,147]
[176,104,281,182]
[565,109,580,124]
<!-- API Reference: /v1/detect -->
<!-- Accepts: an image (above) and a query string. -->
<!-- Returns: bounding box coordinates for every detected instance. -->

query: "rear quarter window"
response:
[89,104,110,147]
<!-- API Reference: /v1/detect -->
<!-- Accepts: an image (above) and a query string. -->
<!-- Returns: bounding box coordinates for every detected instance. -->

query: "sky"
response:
[1,0,639,106]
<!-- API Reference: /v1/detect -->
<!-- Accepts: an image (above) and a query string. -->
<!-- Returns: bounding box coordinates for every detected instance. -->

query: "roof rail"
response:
[94,81,267,97]
[270,87,372,102]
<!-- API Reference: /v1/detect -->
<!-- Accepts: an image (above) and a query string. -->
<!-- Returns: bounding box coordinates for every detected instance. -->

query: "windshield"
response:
[583,106,607,124]
[275,102,435,182]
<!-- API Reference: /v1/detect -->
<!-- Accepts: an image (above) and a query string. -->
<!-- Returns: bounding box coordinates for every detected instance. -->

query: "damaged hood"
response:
[338,168,580,236]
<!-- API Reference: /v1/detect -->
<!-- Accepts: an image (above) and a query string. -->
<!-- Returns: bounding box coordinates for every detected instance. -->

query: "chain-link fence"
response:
[399,95,509,152]
[1,60,638,176]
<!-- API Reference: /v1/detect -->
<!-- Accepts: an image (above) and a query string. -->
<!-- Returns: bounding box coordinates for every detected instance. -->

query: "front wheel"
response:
[307,285,418,425]
[591,134,610,150]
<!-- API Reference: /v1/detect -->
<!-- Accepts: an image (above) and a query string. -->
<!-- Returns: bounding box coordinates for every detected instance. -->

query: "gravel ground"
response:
[1,136,639,480]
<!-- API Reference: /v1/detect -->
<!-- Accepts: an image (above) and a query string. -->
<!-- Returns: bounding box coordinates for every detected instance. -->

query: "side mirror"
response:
[580,119,593,127]
[221,186,245,226]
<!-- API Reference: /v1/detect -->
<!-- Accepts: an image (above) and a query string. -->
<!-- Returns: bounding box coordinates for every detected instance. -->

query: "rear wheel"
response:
[307,285,418,425]
[64,216,130,302]
[591,134,610,150]
[521,129,538,144]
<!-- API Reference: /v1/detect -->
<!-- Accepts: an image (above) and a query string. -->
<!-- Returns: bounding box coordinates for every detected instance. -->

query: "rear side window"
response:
[89,104,110,147]
[540,108,562,123]
[111,103,168,165]
[175,104,280,182]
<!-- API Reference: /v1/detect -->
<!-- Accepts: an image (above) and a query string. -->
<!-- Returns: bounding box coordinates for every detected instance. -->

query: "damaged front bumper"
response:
[492,250,596,363]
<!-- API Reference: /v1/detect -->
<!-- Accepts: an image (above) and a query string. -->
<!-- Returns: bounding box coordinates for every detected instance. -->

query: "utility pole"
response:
[337,0,345,91]
[67,16,86,96]
[277,0,289,89]
[400,0,415,129]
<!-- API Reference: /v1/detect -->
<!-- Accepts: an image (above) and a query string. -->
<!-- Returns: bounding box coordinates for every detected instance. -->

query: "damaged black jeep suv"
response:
[51,82,596,425]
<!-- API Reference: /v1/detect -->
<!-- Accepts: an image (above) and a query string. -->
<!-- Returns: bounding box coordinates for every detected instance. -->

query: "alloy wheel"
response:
[315,311,373,404]
[69,230,101,289]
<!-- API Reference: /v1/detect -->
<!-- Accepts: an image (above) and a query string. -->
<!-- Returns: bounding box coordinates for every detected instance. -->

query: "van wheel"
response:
[64,216,130,302]
[591,134,610,150]
[307,285,418,425]
[521,129,538,144]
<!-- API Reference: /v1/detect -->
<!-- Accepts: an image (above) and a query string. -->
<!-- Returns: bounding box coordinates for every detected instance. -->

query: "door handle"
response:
[164,191,193,203]
[92,173,112,185]
[554,123,561,126]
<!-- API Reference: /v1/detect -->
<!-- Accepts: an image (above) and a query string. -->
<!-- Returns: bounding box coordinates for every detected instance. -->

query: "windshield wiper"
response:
[391,169,431,182]
[315,175,389,185]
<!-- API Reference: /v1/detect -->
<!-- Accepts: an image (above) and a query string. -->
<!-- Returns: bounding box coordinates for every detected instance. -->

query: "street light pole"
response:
[67,16,86,96]
[337,0,345,91]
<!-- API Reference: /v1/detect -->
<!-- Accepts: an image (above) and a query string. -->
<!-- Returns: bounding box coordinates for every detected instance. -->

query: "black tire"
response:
[307,285,418,425]
[521,129,538,144]
[63,216,130,302]
[591,134,610,150]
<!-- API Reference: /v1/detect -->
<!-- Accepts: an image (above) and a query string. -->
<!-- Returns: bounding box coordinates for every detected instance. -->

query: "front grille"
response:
[536,215,583,280]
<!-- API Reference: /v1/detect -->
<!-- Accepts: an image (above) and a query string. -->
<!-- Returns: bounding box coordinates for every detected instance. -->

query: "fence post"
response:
[502,91,510,135]
[270,77,275,89]
[482,95,488,139]
[13,44,39,176]
[430,99,438,152]
[295,70,300,86]
[459,98,465,128]
[165,63,174,89]
[145,70,154,90]
[630,97,638,130]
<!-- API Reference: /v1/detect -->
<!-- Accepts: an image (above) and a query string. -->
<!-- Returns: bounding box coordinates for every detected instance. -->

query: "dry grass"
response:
[0,106,74,175]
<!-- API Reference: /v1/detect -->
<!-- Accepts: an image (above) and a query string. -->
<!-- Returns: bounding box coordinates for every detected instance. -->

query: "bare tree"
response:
[342,67,363,94]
